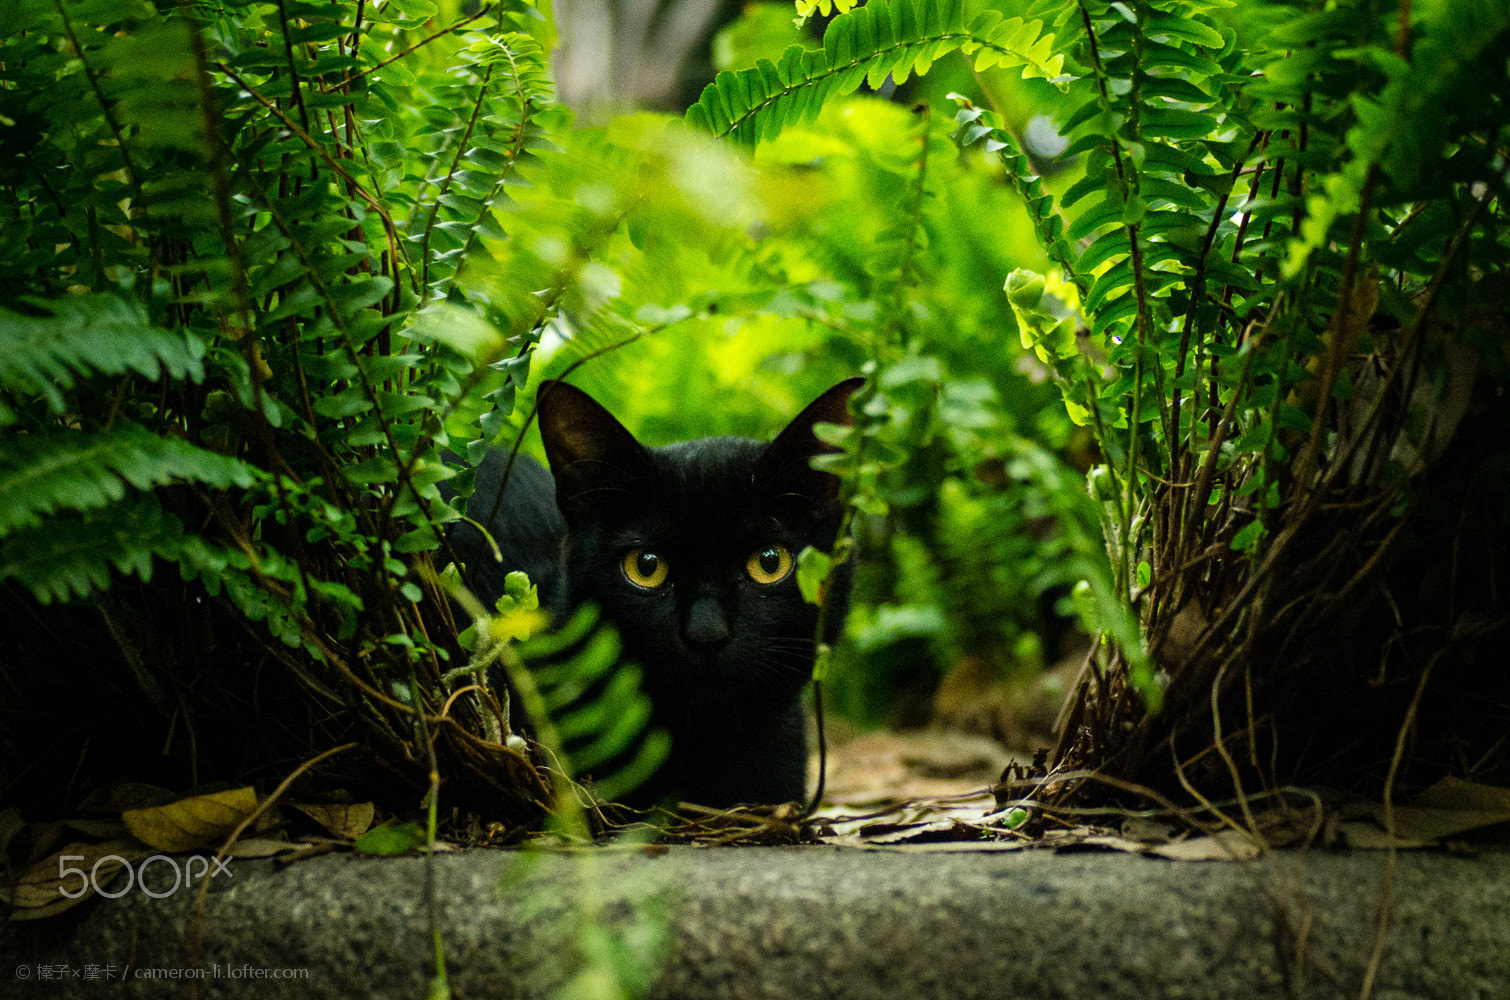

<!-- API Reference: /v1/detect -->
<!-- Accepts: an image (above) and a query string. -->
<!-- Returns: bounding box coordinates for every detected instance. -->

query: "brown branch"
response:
[335,4,495,90]
[189,743,360,1000]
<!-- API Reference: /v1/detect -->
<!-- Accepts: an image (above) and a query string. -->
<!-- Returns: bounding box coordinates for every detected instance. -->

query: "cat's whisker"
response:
[562,483,635,503]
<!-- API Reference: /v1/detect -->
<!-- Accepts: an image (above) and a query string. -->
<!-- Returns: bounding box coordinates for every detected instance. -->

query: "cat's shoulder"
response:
[472,447,555,504]
[443,449,568,613]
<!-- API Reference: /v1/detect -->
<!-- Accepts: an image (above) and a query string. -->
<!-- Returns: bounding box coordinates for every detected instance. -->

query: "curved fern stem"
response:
[450,41,543,292]
[219,63,417,292]
[952,100,1082,298]
[420,61,498,299]
[49,0,149,209]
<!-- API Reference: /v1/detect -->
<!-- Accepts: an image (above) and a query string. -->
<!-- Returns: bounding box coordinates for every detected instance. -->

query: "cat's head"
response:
[535,378,862,716]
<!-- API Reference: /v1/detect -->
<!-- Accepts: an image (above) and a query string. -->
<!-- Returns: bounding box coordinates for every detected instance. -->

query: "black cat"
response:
[446,377,862,808]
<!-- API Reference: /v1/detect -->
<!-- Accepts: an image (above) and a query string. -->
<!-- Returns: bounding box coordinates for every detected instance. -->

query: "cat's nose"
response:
[684,596,731,649]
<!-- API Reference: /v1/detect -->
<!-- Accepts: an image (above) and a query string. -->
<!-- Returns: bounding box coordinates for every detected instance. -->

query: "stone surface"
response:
[4,846,1509,998]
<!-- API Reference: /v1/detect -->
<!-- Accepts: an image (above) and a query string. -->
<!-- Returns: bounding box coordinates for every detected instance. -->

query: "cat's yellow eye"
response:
[746,545,793,585]
[622,548,669,589]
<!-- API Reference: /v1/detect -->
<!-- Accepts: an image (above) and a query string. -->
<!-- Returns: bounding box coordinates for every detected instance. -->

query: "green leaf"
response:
[384,0,438,19]
[1148,15,1225,50]
[1005,269,1078,363]
[1231,519,1266,553]
[686,0,1063,145]
[1078,230,1132,273]
[796,545,833,605]
[353,821,425,855]
[0,494,196,604]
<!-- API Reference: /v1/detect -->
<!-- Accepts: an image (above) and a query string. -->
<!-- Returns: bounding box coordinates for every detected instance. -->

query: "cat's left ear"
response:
[537,379,650,524]
[755,377,865,513]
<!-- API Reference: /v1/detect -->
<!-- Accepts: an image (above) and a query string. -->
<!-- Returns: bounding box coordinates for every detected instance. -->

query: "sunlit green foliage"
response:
[698,0,1510,791]
[0,0,684,814]
[5,0,1504,824]
[691,0,1065,146]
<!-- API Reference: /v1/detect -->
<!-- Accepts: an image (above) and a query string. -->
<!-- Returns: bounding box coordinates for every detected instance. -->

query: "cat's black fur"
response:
[447,378,861,808]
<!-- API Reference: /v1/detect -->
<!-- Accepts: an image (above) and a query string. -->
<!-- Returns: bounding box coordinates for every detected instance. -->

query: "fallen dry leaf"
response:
[288,801,375,840]
[1334,778,1510,848]
[122,787,258,852]
[220,837,310,859]
[1147,829,1264,862]
[821,836,1029,852]
[1380,806,1510,842]
[2,840,154,921]
[811,791,1003,848]
[1412,776,1510,817]
[1335,822,1437,851]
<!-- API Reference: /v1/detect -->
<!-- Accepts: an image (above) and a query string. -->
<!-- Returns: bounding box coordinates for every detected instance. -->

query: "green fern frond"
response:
[0,494,189,604]
[795,0,860,24]
[1280,2,1510,275]
[0,425,255,537]
[686,0,1063,146]
[417,31,558,301]
[956,0,1248,346]
[2,487,353,643]
[951,99,1081,296]
[0,297,207,423]
[515,604,670,801]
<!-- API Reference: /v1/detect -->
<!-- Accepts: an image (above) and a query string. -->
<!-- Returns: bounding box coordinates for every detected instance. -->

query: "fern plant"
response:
[0,0,674,820]
[694,0,1510,802]
[687,0,1063,145]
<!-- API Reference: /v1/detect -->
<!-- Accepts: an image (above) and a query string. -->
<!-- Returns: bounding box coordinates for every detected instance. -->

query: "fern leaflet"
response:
[0,297,207,424]
[1,495,192,604]
[514,604,672,803]
[0,425,254,536]
[686,0,1063,146]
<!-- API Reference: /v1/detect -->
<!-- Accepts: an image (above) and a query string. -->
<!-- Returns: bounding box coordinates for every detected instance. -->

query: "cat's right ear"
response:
[755,376,865,516]
[536,380,648,523]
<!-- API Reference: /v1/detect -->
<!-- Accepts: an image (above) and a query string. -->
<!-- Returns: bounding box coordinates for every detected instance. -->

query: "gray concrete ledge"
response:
[4,846,1508,999]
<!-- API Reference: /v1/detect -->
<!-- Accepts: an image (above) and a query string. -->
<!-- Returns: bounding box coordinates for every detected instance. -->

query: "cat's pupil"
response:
[758,548,781,574]
[637,551,660,578]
